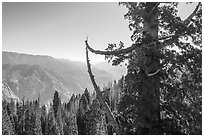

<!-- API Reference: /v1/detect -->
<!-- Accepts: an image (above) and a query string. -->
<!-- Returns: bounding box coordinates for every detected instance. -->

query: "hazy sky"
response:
[2,2,198,63]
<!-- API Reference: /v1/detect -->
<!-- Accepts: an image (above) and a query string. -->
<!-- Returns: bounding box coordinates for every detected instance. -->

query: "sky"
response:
[2,2,198,63]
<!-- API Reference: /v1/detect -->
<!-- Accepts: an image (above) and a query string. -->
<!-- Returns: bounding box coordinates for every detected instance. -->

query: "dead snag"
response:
[85,41,122,135]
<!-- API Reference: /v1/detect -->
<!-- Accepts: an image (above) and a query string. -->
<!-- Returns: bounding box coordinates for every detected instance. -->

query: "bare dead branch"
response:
[147,69,161,77]
[85,43,122,135]
[86,3,201,56]
[85,40,141,55]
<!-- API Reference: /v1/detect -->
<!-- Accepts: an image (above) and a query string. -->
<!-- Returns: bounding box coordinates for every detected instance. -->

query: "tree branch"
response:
[85,40,141,56]
[85,43,122,135]
[128,2,145,17]
[86,3,201,56]
[147,69,161,77]
[149,2,160,15]
[184,2,201,24]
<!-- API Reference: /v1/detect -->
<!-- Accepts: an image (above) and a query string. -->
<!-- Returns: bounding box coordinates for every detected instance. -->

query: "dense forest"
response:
[2,83,123,135]
[2,2,202,135]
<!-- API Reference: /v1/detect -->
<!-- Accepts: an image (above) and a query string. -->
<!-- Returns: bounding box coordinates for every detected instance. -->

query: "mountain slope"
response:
[2,81,20,102]
[2,51,113,104]
[3,64,73,104]
[94,61,127,80]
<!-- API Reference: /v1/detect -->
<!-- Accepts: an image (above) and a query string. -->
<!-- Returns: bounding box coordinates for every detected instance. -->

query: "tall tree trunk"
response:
[85,2,162,134]
[137,2,161,134]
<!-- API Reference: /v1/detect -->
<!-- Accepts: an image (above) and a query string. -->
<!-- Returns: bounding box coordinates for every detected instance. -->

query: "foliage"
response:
[47,106,61,135]
[84,88,91,105]
[1,91,78,135]
[77,93,89,134]
[105,2,202,135]
[53,91,60,118]
[15,101,26,134]
[66,110,78,135]
[84,99,108,135]
[2,101,15,135]
[40,105,47,135]
[5,99,16,133]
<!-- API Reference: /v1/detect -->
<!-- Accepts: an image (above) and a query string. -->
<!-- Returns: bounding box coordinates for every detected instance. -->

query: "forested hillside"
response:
[2,85,123,135]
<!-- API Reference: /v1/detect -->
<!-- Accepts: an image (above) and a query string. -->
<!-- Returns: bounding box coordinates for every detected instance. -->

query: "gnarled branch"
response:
[85,42,122,135]
[86,3,201,57]
[85,40,141,56]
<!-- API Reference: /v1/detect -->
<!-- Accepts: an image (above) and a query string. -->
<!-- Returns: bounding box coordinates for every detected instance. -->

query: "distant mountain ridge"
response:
[2,51,113,104]
[94,61,127,80]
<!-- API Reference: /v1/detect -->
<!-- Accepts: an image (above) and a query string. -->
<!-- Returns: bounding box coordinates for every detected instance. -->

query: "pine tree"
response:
[61,107,69,135]
[53,91,60,118]
[63,95,79,135]
[52,91,64,134]
[56,105,64,135]
[85,2,201,135]
[69,94,80,113]
[77,94,89,134]
[6,99,16,134]
[66,110,78,135]
[47,106,60,135]
[84,88,90,105]
[24,100,42,135]
[15,101,25,134]
[24,101,33,134]
[2,101,15,135]
[67,94,75,111]
[40,105,47,135]
[84,99,108,135]
[34,100,42,135]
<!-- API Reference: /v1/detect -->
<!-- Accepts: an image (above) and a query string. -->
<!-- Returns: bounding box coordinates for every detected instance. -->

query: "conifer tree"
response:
[56,105,64,135]
[34,100,42,135]
[6,99,16,133]
[67,94,75,111]
[84,99,108,135]
[61,108,69,135]
[47,106,60,135]
[2,101,15,135]
[23,100,42,135]
[64,96,79,135]
[84,88,90,105]
[15,101,25,134]
[40,105,47,135]
[24,101,33,134]
[66,110,78,135]
[53,91,60,118]
[77,94,89,134]
[85,2,201,134]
